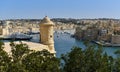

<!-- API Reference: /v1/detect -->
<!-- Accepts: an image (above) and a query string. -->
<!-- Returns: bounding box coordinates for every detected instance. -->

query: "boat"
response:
[26,31,40,35]
[93,41,120,47]
[0,32,32,40]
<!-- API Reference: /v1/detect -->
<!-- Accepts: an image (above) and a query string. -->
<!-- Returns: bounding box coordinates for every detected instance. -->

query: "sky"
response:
[0,0,120,19]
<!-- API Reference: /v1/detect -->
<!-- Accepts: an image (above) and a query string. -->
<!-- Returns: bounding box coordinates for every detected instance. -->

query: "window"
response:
[50,35,52,38]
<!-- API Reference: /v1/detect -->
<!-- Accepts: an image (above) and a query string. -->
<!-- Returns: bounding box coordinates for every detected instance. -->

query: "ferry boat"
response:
[0,32,32,40]
[93,41,120,47]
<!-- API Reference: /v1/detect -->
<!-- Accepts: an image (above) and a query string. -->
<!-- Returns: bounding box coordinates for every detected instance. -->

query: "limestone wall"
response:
[111,35,120,44]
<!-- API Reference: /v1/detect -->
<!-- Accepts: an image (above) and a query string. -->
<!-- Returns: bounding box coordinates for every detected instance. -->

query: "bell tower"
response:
[40,16,55,53]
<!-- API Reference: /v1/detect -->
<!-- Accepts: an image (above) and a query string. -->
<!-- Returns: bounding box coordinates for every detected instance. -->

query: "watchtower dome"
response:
[40,16,55,53]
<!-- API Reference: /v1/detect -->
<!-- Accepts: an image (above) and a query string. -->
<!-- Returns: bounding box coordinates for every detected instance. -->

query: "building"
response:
[3,16,56,54]
[111,35,120,44]
[40,16,55,53]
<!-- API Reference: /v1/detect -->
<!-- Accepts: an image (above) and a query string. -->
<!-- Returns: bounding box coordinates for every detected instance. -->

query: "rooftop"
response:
[40,16,54,25]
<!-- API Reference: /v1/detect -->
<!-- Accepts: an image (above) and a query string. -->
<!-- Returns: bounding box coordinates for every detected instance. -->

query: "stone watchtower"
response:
[40,16,55,53]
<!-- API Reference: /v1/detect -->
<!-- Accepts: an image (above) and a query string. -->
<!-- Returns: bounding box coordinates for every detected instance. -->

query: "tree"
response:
[61,47,85,72]
[61,43,113,72]
[114,50,120,72]
[6,41,30,72]
[0,41,11,72]
[114,58,120,72]
[10,41,30,63]
[7,62,28,72]
[22,49,60,72]
[8,41,61,72]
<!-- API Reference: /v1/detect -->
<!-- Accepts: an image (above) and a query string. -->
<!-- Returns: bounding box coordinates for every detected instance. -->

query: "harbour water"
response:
[54,32,120,58]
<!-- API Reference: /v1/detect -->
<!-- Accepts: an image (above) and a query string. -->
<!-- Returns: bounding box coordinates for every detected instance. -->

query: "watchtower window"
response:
[50,35,52,38]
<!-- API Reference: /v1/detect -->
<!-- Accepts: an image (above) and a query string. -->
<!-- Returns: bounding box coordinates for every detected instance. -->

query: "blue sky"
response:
[0,0,120,19]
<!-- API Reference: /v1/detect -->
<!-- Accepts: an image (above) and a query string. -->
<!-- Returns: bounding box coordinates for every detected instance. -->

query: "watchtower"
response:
[40,16,55,53]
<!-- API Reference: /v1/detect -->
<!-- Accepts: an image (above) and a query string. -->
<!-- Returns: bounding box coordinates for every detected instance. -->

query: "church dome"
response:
[40,16,54,26]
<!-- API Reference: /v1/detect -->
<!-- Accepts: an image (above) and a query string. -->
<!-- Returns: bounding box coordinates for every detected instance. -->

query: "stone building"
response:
[40,16,55,53]
[111,35,120,44]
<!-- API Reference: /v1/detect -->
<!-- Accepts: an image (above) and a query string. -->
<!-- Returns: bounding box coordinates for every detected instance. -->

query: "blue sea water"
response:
[54,33,120,58]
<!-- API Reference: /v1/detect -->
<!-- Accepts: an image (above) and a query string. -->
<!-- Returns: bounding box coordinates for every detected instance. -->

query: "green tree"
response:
[7,41,30,72]
[7,62,28,72]
[61,43,113,72]
[22,49,60,72]
[0,41,11,72]
[10,41,30,63]
[114,50,120,72]
[61,47,85,72]
[8,41,60,72]
[114,58,120,72]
